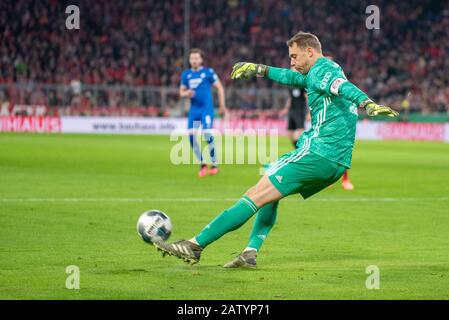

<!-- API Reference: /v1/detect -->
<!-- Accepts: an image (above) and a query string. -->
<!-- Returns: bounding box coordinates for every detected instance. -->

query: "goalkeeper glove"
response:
[231,62,268,80]
[361,100,399,117]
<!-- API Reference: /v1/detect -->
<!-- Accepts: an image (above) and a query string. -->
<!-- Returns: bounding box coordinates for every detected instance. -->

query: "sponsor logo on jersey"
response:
[320,72,332,90]
[189,78,203,89]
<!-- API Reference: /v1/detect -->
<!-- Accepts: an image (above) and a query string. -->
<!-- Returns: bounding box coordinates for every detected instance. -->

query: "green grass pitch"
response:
[1,133,449,299]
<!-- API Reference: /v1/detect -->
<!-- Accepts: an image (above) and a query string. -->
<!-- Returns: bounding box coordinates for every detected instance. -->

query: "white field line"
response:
[0,197,448,203]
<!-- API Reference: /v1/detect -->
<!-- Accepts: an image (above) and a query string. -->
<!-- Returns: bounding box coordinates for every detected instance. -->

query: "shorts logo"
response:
[320,72,332,90]
[275,175,283,183]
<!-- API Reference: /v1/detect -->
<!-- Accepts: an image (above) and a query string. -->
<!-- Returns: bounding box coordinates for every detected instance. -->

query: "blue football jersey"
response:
[180,67,218,109]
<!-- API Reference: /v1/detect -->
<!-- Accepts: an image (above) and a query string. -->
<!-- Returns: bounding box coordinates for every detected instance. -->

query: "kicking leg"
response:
[194,174,282,247]
[153,175,283,264]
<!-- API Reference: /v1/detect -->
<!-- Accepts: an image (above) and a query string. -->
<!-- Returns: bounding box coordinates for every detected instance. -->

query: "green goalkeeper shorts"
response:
[264,150,347,199]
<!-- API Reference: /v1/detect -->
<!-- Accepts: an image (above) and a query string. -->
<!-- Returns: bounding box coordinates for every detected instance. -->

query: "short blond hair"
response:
[286,31,322,53]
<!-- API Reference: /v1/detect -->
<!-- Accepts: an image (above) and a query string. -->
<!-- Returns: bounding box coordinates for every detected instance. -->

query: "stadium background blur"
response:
[1,0,448,119]
[2,0,449,301]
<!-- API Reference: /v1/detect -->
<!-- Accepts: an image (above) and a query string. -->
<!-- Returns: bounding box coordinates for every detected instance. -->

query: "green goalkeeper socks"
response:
[247,201,278,251]
[195,196,259,248]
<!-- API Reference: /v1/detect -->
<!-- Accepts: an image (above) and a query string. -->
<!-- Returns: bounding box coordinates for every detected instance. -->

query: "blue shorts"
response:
[188,108,214,130]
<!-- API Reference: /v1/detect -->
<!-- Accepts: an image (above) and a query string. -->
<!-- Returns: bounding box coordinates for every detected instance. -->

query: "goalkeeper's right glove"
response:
[360,100,399,117]
[231,62,268,80]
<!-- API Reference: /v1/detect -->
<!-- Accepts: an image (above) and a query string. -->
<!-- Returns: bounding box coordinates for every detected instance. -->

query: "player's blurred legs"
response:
[188,116,207,177]
[204,131,218,175]
[202,112,219,175]
[189,133,207,177]
[189,134,203,163]
[204,132,216,163]
[286,88,307,147]
[342,170,354,190]
[288,128,304,148]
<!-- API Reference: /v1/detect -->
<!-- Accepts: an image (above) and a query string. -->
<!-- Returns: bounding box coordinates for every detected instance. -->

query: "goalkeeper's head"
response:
[286,31,323,74]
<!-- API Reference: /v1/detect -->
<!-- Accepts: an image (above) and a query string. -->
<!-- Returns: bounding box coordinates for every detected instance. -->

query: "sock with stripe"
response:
[195,196,259,248]
[247,201,278,251]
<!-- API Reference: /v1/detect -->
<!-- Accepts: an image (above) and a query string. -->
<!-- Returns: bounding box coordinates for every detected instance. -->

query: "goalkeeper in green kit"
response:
[153,31,399,268]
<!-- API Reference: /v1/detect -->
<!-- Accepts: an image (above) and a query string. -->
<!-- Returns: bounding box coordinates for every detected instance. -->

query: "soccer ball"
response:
[136,210,172,244]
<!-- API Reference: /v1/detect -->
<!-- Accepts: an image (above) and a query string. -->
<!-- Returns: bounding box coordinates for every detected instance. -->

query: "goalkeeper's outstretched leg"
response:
[152,149,346,267]
[152,175,283,264]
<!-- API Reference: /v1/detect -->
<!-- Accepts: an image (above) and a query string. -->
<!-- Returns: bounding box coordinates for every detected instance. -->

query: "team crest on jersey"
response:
[201,73,206,78]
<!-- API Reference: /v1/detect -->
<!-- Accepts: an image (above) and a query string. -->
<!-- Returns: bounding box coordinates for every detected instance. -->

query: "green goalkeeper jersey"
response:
[268,57,369,168]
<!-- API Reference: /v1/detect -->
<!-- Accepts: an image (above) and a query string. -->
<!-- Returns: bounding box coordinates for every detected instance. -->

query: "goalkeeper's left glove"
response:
[231,62,268,80]
[360,100,399,117]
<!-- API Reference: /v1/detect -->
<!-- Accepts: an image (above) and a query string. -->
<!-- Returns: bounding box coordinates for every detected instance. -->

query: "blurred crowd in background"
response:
[0,0,448,116]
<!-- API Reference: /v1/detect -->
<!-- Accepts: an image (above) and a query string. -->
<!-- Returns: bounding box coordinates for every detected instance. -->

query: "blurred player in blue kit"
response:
[180,48,227,177]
